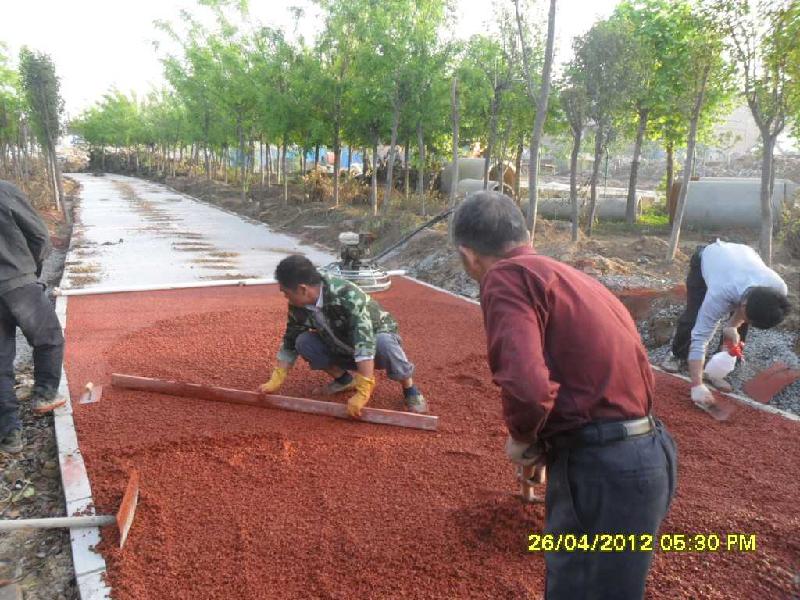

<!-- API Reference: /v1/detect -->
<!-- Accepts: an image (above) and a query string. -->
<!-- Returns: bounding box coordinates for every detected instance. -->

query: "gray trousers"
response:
[543,421,677,599]
[0,282,64,438]
[295,332,414,381]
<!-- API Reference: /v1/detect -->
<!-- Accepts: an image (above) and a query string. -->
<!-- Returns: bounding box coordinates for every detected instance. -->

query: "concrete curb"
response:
[54,295,112,600]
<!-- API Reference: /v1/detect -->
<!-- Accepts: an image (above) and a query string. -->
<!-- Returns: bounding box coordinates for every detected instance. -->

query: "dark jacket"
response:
[0,180,51,295]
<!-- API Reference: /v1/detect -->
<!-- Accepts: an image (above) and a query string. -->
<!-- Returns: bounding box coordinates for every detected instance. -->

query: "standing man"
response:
[260,254,427,416]
[661,240,789,409]
[451,192,677,599]
[0,180,66,454]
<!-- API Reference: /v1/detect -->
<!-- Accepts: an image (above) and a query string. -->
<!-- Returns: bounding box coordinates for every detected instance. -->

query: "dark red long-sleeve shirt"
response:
[480,246,654,442]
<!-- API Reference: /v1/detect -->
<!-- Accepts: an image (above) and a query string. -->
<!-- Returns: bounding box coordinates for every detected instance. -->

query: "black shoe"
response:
[0,429,23,454]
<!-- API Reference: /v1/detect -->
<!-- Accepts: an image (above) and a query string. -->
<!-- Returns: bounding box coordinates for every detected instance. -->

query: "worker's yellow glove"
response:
[346,374,376,417]
[259,367,288,394]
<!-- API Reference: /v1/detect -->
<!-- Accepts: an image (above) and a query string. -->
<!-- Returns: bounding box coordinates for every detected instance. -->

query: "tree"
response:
[712,0,795,264]
[573,18,639,235]
[666,3,732,262]
[559,72,588,242]
[515,0,557,238]
[18,48,65,218]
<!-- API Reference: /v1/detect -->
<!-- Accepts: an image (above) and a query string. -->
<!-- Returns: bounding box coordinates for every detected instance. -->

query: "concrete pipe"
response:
[669,177,798,228]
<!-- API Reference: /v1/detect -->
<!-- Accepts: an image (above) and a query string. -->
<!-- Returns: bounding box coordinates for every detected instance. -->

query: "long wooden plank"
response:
[110,373,438,431]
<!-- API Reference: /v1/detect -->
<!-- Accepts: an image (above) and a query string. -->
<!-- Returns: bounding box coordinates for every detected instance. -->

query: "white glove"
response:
[722,326,740,348]
[691,384,714,405]
[505,435,544,467]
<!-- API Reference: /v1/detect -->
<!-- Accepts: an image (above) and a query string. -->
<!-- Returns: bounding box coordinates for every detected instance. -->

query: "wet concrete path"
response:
[63,174,334,291]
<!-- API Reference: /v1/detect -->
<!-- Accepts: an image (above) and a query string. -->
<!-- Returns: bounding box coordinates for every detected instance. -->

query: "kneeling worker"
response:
[260,254,427,416]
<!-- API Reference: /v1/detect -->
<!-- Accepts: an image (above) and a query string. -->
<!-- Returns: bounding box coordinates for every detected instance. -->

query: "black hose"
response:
[374,207,454,261]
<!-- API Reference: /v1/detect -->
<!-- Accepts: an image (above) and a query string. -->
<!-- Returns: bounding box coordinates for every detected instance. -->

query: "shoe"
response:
[404,390,428,414]
[320,378,357,396]
[660,354,685,373]
[31,391,66,415]
[0,429,23,454]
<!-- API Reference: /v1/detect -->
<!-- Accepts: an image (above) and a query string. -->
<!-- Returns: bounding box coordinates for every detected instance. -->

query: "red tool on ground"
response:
[743,362,800,404]
[0,471,139,548]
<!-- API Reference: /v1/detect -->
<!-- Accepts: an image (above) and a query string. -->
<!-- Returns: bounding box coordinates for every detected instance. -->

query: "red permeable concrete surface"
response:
[64,278,800,600]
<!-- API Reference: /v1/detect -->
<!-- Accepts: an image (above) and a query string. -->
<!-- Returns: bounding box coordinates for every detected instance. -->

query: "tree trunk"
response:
[371,139,378,216]
[404,140,410,202]
[239,120,246,204]
[382,104,401,214]
[667,68,710,262]
[260,137,265,187]
[314,144,320,170]
[514,139,524,201]
[484,94,500,190]
[525,0,557,239]
[587,128,604,236]
[569,128,582,242]
[665,142,674,204]
[626,108,648,224]
[449,77,460,208]
[416,120,426,216]
[346,145,352,172]
[266,143,272,187]
[282,141,288,205]
[758,133,776,264]
[333,119,341,206]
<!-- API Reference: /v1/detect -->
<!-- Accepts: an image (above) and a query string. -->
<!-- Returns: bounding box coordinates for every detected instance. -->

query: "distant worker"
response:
[661,240,789,411]
[260,254,427,416]
[0,180,66,455]
[451,191,677,599]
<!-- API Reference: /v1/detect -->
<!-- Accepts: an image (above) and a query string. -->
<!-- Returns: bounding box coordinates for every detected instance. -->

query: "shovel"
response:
[0,471,139,548]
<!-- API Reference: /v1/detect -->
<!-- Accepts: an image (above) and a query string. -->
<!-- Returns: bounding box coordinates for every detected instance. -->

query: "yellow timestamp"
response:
[527,533,757,553]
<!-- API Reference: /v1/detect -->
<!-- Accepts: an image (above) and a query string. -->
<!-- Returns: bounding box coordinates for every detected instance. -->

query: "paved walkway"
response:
[64,174,334,291]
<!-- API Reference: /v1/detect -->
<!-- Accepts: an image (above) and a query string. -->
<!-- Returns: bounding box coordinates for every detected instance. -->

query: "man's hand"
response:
[722,326,741,348]
[505,435,544,467]
[259,367,288,394]
[690,384,714,406]
[346,373,376,417]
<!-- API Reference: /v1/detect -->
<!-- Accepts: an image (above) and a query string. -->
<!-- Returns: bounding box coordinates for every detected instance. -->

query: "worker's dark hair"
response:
[450,191,530,256]
[275,254,322,289]
[745,287,790,329]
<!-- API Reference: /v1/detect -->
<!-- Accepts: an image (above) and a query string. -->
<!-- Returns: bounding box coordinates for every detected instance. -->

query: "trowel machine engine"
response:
[321,231,392,293]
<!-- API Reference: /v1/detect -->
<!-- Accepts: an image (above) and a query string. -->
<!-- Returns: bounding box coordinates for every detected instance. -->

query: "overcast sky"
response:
[1,0,619,118]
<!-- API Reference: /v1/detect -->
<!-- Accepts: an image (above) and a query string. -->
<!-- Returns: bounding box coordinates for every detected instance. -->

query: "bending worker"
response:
[661,240,789,409]
[1,180,66,455]
[260,254,427,416]
[451,191,677,599]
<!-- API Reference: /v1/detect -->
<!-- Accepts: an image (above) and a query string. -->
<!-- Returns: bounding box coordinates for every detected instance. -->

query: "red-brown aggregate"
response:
[64,279,800,599]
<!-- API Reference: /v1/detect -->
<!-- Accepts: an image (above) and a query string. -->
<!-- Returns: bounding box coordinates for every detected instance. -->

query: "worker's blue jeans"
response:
[295,331,414,381]
[0,282,64,438]
[543,420,677,600]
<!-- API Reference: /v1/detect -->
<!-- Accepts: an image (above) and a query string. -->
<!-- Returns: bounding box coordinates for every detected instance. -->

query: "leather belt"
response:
[548,415,656,450]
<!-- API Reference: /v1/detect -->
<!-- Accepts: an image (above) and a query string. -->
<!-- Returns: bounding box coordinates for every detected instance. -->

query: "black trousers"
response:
[671,247,748,360]
[543,421,678,600]
[0,282,64,438]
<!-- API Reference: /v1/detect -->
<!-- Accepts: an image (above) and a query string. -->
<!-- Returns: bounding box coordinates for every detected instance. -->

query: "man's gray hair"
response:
[450,191,530,256]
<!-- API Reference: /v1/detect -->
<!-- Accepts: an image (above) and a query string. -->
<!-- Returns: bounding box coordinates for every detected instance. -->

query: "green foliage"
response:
[18,47,63,149]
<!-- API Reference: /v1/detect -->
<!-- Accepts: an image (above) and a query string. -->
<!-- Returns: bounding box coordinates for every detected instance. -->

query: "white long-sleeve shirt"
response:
[689,240,787,361]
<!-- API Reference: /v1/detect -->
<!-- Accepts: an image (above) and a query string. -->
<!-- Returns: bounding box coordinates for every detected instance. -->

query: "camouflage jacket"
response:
[277,275,398,364]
